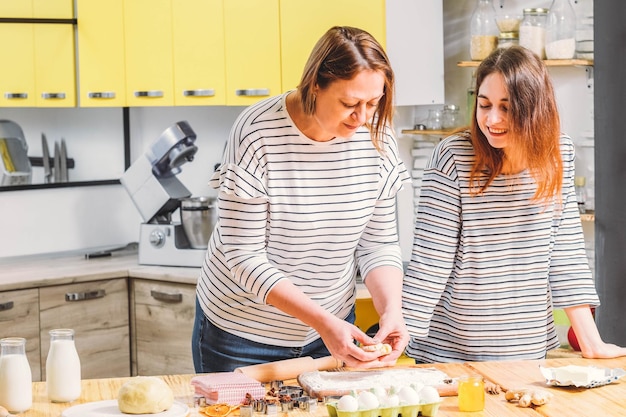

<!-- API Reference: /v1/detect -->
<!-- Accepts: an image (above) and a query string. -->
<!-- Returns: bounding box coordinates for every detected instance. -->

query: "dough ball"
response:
[118,376,174,414]
[361,342,392,355]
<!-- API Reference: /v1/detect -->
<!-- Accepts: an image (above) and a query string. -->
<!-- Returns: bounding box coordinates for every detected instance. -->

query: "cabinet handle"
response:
[4,92,28,99]
[88,91,116,99]
[150,290,183,303]
[41,92,66,100]
[183,89,215,97]
[0,301,14,311]
[65,289,106,302]
[134,90,163,98]
[235,88,270,97]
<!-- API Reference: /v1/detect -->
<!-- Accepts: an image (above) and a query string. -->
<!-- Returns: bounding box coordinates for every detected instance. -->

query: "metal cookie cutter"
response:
[240,405,254,417]
[293,396,317,412]
[265,403,278,415]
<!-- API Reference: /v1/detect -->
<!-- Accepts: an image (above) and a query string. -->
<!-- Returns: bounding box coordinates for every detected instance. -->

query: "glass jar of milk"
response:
[0,337,32,413]
[46,329,82,402]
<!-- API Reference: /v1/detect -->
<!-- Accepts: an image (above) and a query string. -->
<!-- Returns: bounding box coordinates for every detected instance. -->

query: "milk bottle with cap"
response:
[0,337,33,413]
[46,328,82,402]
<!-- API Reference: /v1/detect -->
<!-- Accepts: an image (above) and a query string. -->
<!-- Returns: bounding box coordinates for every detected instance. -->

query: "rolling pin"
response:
[234,356,343,382]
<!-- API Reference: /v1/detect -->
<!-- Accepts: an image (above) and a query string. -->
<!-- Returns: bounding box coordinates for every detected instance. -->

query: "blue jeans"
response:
[192,297,355,373]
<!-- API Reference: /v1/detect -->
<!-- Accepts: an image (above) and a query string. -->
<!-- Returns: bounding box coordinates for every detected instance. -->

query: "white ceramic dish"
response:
[61,400,189,417]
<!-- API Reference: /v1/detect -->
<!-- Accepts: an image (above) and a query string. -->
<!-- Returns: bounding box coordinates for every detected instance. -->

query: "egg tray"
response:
[326,401,442,417]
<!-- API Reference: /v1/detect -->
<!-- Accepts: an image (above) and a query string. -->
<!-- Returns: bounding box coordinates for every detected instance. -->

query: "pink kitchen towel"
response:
[191,372,266,404]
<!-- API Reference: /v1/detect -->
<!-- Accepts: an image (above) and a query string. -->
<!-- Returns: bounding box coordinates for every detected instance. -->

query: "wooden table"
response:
[18,358,626,417]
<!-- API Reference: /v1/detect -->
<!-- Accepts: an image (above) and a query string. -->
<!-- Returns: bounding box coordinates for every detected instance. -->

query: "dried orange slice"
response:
[200,404,239,417]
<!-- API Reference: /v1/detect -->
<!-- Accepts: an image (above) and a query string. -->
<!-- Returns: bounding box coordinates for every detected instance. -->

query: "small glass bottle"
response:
[0,337,32,413]
[519,8,549,59]
[545,0,577,59]
[458,374,485,412]
[469,0,499,60]
[575,176,587,214]
[47,328,82,402]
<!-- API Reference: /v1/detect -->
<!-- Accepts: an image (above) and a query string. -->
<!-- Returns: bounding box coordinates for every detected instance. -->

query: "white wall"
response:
[0,0,594,261]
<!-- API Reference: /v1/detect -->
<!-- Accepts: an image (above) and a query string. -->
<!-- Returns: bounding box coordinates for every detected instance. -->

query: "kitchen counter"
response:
[20,357,626,417]
[0,251,372,299]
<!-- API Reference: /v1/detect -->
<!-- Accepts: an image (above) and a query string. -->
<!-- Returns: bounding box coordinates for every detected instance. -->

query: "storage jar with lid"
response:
[469,0,499,60]
[519,8,548,59]
[442,104,461,129]
[545,0,576,59]
[498,32,519,49]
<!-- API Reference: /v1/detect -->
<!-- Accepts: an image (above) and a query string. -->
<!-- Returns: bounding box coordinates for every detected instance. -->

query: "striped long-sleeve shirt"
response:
[403,132,599,362]
[196,92,410,346]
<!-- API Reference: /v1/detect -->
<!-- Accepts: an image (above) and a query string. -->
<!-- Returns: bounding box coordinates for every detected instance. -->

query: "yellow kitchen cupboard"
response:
[0,0,75,107]
[279,0,385,92]
[172,0,226,106]
[76,0,127,107]
[123,0,174,106]
[223,0,281,106]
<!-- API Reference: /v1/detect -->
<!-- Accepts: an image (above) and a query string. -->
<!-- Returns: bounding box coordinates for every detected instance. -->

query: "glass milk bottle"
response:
[469,0,499,60]
[46,328,81,402]
[545,0,577,59]
[0,337,32,413]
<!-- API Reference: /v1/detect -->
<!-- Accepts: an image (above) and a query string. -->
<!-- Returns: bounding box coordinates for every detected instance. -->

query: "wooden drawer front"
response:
[133,280,196,376]
[39,279,130,379]
[0,288,41,381]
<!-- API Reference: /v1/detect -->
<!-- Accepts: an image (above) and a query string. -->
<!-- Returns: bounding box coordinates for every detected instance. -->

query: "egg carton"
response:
[326,401,442,417]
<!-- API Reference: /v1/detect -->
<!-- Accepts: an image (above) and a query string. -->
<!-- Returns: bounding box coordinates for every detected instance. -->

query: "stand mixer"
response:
[120,121,216,267]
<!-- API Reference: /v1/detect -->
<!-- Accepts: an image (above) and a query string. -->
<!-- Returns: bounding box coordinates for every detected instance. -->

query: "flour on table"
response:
[299,368,450,391]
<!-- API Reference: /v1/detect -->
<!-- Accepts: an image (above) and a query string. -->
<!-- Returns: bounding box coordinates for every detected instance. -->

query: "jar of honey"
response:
[458,374,485,412]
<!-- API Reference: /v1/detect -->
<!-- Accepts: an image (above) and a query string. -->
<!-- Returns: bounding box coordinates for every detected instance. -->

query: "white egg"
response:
[337,394,359,412]
[370,385,387,403]
[384,393,400,407]
[396,385,420,405]
[357,390,380,410]
[418,386,441,404]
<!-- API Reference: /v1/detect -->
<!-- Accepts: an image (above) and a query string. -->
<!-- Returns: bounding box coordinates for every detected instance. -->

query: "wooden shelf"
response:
[401,129,455,136]
[458,59,593,67]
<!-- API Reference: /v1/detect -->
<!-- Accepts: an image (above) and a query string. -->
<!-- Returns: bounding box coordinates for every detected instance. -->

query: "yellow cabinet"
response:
[0,1,75,107]
[173,0,226,106]
[223,0,281,106]
[279,0,385,92]
[123,0,174,106]
[76,0,127,107]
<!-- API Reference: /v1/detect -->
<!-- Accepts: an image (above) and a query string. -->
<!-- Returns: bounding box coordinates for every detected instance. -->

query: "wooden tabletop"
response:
[18,358,626,417]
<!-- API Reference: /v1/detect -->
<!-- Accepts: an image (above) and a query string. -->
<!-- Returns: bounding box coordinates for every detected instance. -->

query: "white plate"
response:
[61,400,189,417]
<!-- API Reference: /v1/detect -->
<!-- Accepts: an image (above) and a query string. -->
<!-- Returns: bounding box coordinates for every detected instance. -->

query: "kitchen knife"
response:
[53,142,61,183]
[60,138,68,182]
[41,133,51,183]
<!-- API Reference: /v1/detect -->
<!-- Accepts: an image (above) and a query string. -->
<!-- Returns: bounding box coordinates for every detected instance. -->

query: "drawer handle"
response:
[0,301,14,311]
[150,290,183,303]
[235,88,270,97]
[41,92,66,100]
[4,92,28,99]
[183,89,215,97]
[88,91,116,99]
[134,90,163,98]
[65,289,106,302]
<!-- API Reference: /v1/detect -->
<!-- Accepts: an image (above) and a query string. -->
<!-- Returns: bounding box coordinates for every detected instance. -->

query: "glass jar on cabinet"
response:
[545,0,577,59]
[519,8,549,59]
[470,0,499,60]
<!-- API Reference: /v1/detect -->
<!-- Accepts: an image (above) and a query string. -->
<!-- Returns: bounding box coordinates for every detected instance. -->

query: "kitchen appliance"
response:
[0,120,32,186]
[120,121,216,267]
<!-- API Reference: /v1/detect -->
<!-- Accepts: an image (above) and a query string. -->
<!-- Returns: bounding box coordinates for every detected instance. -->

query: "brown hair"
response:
[297,26,395,151]
[469,45,562,202]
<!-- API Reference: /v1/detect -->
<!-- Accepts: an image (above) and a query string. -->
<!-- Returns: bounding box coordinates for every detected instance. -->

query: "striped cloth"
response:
[196,92,410,346]
[403,132,599,362]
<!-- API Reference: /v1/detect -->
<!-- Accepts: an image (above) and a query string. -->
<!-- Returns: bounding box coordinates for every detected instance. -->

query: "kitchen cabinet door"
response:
[39,279,130,379]
[0,24,36,107]
[131,279,195,376]
[32,0,74,18]
[0,288,41,381]
[223,0,281,106]
[124,0,174,106]
[33,23,76,107]
[279,0,386,92]
[76,0,127,107]
[172,0,226,106]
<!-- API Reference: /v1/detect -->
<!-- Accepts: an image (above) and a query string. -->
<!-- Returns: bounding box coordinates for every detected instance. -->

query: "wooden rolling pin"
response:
[234,356,343,382]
